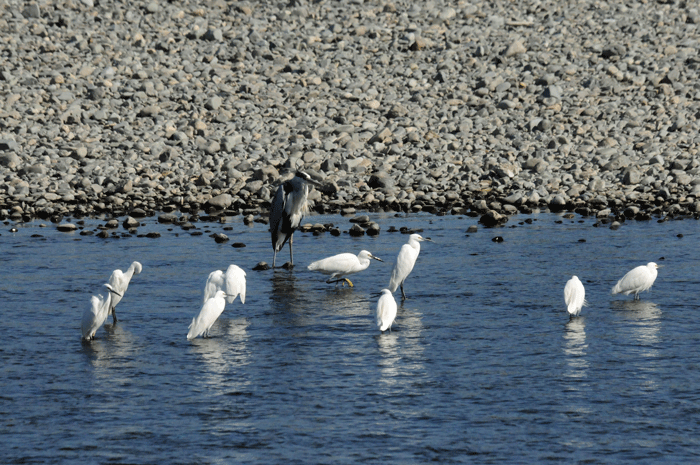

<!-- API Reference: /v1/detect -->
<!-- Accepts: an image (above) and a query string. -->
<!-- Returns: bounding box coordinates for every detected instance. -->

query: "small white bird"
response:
[187,290,228,340]
[82,284,121,341]
[564,276,587,316]
[376,289,398,332]
[203,265,247,304]
[388,234,433,300]
[307,250,383,287]
[108,261,143,323]
[612,262,662,300]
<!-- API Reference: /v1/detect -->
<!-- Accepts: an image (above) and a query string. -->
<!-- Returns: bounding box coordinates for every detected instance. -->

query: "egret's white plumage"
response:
[203,270,225,303]
[203,265,246,304]
[377,289,398,332]
[307,250,383,287]
[388,234,433,300]
[564,276,587,316]
[269,171,322,267]
[612,262,661,300]
[108,261,142,323]
[81,284,121,340]
[187,290,228,340]
[223,265,247,304]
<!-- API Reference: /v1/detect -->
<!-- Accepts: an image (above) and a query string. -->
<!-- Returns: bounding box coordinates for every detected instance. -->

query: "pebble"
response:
[0,1,697,226]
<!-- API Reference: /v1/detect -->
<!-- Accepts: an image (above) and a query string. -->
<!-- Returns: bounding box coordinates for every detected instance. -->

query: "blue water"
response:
[1,211,699,463]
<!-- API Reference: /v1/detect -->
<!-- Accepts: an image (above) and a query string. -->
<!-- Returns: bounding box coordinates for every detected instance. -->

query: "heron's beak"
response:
[109,289,122,297]
[656,264,664,268]
[425,237,435,243]
[371,255,383,262]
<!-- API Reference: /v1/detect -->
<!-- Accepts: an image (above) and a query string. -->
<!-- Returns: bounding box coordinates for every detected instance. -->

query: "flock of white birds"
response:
[565,262,662,317]
[80,244,662,341]
[80,232,432,341]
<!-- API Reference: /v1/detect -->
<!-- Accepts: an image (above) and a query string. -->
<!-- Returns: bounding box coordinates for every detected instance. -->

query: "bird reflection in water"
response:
[190,317,250,396]
[613,300,662,349]
[563,317,589,379]
[375,304,426,391]
[612,300,662,392]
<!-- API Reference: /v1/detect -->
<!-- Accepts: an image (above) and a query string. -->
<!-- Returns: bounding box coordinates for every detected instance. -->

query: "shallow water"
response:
[1,211,699,463]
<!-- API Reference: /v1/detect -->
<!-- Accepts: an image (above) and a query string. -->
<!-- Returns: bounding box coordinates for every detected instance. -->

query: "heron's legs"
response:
[289,233,294,266]
[400,283,407,300]
[273,249,278,268]
[111,307,118,324]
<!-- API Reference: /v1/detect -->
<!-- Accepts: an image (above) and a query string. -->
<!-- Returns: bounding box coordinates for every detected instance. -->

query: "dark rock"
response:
[349,224,365,236]
[479,211,508,227]
[123,216,139,229]
[213,233,229,243]
[57,223,78,232]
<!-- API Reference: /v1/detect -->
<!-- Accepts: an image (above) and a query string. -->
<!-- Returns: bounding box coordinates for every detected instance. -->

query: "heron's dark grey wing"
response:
[270,184,291,250]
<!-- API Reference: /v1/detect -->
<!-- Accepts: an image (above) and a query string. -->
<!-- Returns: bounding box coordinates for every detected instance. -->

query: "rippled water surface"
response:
[2,211,700,463]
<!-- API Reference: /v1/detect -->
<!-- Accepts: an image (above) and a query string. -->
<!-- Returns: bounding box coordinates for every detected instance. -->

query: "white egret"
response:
[108,261,142,323]
[307,250,383,287]
[81,284,121,341]
[564,276,587,316]
[376,289,398,332]
[612,262,662,300]
[203,265,246,304]
[187,290,228,340]
[203,270,224,303]
[388,234,433,300]
[269,170,322,268]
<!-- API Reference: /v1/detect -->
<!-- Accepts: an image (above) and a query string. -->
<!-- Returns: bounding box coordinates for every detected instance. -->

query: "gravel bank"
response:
[1,0,700,226]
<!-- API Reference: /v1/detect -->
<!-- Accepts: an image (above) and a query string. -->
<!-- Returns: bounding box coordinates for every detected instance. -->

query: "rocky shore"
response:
[1,0,700,228]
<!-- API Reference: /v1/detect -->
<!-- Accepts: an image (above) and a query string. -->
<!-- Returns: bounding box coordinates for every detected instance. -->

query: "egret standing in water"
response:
[187,290,229,340]
[108,261,142,323]
[564,276,587,317]
[612,262,662,300]
[81,284,121,340]
[388,234,433,300]
[269,171,322,268]
[308,250,383,287]
[376,289,398,332]
[203,264,247,304]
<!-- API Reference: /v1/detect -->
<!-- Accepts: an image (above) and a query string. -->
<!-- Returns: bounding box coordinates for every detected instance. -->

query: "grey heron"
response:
[388,234,433,300]
[269,170,322,268]
[307,250,383,287]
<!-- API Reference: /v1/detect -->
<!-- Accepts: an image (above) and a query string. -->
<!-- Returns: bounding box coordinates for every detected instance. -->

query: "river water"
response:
[1,211,699,463]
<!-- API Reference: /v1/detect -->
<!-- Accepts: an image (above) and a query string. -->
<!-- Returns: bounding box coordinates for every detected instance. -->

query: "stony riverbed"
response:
[1,0,699,226]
